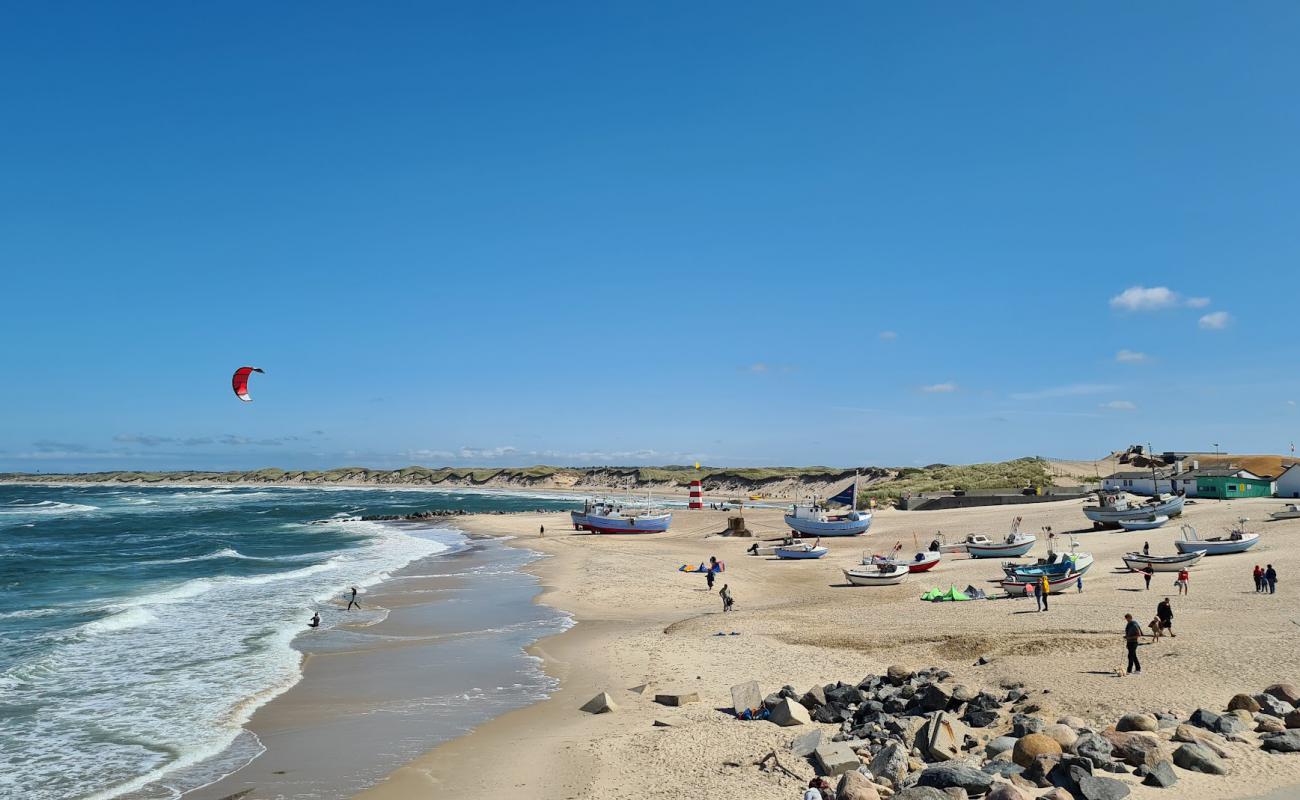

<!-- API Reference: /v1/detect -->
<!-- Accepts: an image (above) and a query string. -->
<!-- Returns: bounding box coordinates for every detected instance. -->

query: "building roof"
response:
[1104,471,1173,480]
[1175,468,1262,481]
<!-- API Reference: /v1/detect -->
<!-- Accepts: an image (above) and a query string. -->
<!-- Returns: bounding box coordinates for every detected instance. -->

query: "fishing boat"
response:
[1174,521,1260,555]
[967,533,1037,559]
[934,533,990,554]
[1122,549,1206,572]
[747,537,806,556]
[775,540,829,560]
[1117,514,1170,531]
[866,548,942,573]
[1083,492,1185,528]
[843,563,908,586]
[570,498,672,534]
[784,476,872,536]
[1269,503,1300,521]
[1002,551,1094,579]
[1001,570,1081,596]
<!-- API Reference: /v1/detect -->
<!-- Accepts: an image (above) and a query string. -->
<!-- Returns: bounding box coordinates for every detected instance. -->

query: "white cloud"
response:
[1010,383,1117,401]
[1186,296,1211,308]
[1109,286,1210,312]
[1115,349,1148,364]
[921,382,957,393]
[878,331,898,341]
[748,363,769,373]
[1100,400,1137,411]
[1198,311,1231,330]
[458,445,519,459]
[1288,400,1296,407]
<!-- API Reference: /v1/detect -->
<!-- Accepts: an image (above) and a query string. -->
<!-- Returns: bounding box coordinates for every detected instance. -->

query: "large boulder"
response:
[868,741,909,787]
[1011,714,1045,737]
[1116,713,1158,732]
[1172,742,1228,775]
[916,763,994,795]
[1072,731,1115,763]
[1142,760,1178,788]
[1101,730,1169,768]
[985,736,1017,759]
[1040,723,1079,750]
[769,698,811,727]
[801,684,828,709]
[836,769,882,800]
[986,784,1031,800]
[815,741,861,777]
[917,683,954,712]
[1285,709,1300,729]
[1256,693,1294,717]
[1172,724,1233,758]
[730,681,763,715]
[827,683,867,707]
[918,711,968,762]
[887,665,915,685]
[1262,731,1300,753]
[1265,683,1300,706]
[579,692,617,714]
[1227,694,1261,713]
[1013,733,1063,768]
[791,729,823,757]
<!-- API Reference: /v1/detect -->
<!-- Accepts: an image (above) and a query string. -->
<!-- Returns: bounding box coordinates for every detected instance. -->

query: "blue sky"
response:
[2,2,1297,472]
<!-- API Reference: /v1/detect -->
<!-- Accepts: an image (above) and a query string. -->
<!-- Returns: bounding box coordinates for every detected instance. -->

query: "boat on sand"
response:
[1122,550,1205,572]
[784,477,871,536]
[1174,521,1260,555]
[843,563,908,586]
[775,540,829,560]
[1269,503,1300,521]
[571,498,671,534]
[1117,514,1169,531]
[1083,492,1184,528]
[1001,571,1080,596]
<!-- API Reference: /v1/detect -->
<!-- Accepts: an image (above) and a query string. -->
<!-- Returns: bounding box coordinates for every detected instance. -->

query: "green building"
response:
[1194,474,1275,499]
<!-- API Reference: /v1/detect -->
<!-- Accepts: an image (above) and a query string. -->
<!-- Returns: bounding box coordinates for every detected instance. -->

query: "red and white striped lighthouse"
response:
[688,479,703,510]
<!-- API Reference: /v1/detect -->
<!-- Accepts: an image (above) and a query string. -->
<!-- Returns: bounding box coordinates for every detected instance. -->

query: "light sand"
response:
[351,497,1300,800]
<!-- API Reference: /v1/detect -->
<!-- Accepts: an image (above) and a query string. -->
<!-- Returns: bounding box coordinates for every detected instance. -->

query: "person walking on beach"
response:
[1141,565,1154,591]
[706,563,717,591]
[1176,568,1189,596]
[1157,597,1175,637]
[1143,541,1150,556]
[539,524,545,537]
[1033,576,1045,611]
[308,611,321,628]
[1254,565,1265,592]
[1124,613,1143,675]
[719,584,735,612]
[1266,564,1278,594]
[1077,574,1084,593]
[346,586,360,611]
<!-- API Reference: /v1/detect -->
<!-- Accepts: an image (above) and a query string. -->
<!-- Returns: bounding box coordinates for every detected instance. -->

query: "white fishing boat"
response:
[747,537,806,556]
[775,540,829,560]
[934,533,990,554]
[1122,549,1206,572]
[1083,492,1185,527]
[843,563,908,586]
[866,549,942,573]
[1174,521,1260,555]
[570,497,671,534]
[965,518,1037,559]
[1117,514,1170,531]
[1001,570,1081,596]
[784,476,871,536]
[1269,503,1300,521]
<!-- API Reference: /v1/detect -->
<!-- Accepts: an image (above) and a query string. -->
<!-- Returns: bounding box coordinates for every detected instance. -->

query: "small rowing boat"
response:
[1269,503,1300,521]
[775,541,829,560]
[1001,570,1081,596]
[867,550,941,573]
[1117,514,1169,531]
[1122,550,1205,572]
[843,564,908,586]
[1174,521,1260,555]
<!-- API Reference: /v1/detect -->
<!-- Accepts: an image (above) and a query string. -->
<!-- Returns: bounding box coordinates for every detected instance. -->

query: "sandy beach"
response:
[273,495,1299,800]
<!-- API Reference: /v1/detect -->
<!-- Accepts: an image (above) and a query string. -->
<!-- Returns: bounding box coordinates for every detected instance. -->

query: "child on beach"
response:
[1175,569,1189,595]
[1148,616,1163,641]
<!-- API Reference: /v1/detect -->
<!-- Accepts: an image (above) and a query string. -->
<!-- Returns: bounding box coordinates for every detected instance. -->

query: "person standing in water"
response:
[308,611,321,628]
[346,586,360,611]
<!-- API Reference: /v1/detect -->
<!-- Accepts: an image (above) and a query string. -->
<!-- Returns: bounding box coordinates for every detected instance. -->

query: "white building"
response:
[1277,463,1300,499]
[1101,470,1175,497]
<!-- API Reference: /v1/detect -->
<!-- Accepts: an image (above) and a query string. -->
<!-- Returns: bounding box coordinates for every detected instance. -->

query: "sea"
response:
[0,483,581,800]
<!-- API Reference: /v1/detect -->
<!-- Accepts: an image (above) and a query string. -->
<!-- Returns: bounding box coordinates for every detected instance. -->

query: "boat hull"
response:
[870,553,941,573]
[1122,551,1206,572]
[572,510,672,534]
[1117,516,1170,531]
[775,546,829,559]
[1004,553,1094,579]
[967,537,1037,559]
[843,567,907,585]
[1001,571,1081,595]
[1174,534,1259,555]
[784,514,872,537]
[1084,495,1185,525]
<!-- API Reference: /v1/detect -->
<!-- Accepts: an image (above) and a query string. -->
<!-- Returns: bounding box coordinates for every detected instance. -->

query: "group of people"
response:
[1123,596,1176,674]
[307,586,363,629]
[1254,564,1279,593]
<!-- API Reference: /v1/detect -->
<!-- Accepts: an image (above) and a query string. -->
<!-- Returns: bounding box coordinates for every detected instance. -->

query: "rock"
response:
[962,710,1000,729]
[1286,709,1300,729]
[1262,731,1300,753]
[1076,773,1131,800]
[1228,694,1261,713]
[1011,714,1045,737]
[1021,753,1062,787]
[942,790,969,800]
[985,736,1017,758]
[1116,713,1158,732]
[828,683,867,706]
[894,788,951,800]
[888,665,915,685]
[579,692,617,714]
[1101,730,1169,768]
[1057,715,1089,731]
[985,785,1031,800]
[1172,742,1228,775]
[837,769,883,800]
[869,741,910,787]
[770,698,812,727]
[730,681,763,715]
[801,685,828,709]
[918,712,967,762]
[652,719,673,727]
[1040,790,1073,800]
[1256,693,1294,717]
[982,761,1023,779]
[1265,683,1300,706]
[1013,733,1063,768]
[792,729,824,757]
[1188,707,1222,729]
[1071,732,1115,763]
[951,684,978,703]
[1044,755,1091,795]
[1172,724,1233,758]
[1142,760,1178,788]
[1040,723,1078,750]
[815,741,862,776]
[1259,717,1287,734]
[916,763,993,795]
[653,692,698,706]
[813,704,848,724]
[918,684,954,712]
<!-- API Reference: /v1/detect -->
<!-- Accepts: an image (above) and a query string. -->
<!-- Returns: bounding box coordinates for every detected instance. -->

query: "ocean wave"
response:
[82,607,156,635]
[143,547,261,565]
[0,500,100,514]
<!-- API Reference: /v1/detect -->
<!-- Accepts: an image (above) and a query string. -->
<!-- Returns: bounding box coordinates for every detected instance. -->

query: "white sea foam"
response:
[0,500,100,514]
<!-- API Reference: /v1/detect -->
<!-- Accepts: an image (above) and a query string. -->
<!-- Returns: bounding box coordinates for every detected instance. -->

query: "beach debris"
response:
[579,692,617,714]
[753,750,800,779]
[918,711,966,762]
[653,692,699,707]
[769,698,812,727]
[730,681,763,716]
[652,719,673,727]
[791,729,824,757]
[813,740,860,776]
